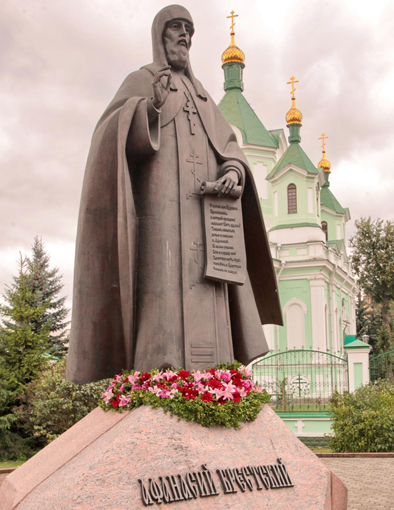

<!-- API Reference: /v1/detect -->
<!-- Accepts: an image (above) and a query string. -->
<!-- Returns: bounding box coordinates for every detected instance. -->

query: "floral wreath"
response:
[99,361,270,428]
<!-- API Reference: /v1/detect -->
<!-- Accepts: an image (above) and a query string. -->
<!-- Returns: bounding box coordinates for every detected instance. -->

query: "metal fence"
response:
[370,350,394,383]
[252,350,348,413]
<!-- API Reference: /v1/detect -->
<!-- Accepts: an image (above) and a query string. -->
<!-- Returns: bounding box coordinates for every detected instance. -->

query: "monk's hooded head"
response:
[151,5,194,68]
[149,5,206,99]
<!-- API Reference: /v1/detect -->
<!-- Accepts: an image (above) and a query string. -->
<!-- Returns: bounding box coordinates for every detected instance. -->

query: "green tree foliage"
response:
[329,381,394,452]
[16,359,110,446]
[26,237,69,356]
[356,296,383,353]
[350,218,394,334]
[0,256,51,459]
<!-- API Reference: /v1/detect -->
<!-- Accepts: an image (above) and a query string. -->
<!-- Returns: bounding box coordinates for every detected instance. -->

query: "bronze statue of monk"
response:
[67,5,282,384]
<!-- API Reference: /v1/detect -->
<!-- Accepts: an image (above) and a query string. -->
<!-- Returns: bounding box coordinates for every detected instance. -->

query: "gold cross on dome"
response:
[227,10,238,33]
[319,133,328,152]
[287,76,299,100]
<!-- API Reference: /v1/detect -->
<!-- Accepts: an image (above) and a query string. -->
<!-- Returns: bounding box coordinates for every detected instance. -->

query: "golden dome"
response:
[286,76,302,125]
[286,105,303,125]
[318,154,331,172]
[221,33,245,65]
[318,133,331,173]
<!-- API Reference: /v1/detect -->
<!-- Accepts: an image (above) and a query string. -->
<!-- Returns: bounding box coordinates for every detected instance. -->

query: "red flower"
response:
[201,392,213,403]
[112,394,120,408]
[139,372,151,382]
[217,397,226,405]
[207,379,222,389]
[233,391,241,403]
[178,370,191,380]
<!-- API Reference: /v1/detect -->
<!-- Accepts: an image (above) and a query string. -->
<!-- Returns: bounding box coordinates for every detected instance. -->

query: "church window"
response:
[321,221,328,240]
[287,184,297,214]
[308,188,314,213]
[273,191,278,217]
[286,303,305,349]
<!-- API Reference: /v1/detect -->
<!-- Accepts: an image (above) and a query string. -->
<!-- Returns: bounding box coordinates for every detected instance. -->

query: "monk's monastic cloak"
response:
[67,8,282,384]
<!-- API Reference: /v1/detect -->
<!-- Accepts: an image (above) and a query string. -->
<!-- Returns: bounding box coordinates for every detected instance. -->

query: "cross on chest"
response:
[187,151,203,193]
[183,92,197,135]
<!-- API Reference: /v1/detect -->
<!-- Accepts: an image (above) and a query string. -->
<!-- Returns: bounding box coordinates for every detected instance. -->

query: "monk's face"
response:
[163,18,192,71]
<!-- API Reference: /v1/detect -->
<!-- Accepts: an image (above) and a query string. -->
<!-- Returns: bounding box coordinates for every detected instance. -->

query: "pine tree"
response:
[26,237,69,356]
[0,256,52,458]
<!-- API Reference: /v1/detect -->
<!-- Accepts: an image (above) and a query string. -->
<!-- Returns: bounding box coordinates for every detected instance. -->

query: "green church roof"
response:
[326,240,344,252]
[267,141,319,179]
[218,89,278,148]
[320,185,346,214]
[344,339,371,349]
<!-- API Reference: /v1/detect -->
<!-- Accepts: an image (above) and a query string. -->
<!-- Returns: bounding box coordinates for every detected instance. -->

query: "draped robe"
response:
[67,6,282,384]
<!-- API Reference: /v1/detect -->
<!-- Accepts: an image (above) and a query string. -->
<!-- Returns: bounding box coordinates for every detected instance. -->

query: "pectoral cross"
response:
[183,92,197,135]
[187,151,203,193]
[190,238,204,288]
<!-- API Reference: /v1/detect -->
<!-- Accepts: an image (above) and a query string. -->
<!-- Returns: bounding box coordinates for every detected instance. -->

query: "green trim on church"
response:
[270,222,321,231]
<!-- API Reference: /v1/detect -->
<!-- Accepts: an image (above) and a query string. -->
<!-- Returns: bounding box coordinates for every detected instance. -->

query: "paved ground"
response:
[321,458,394,509]
[1,459,393,508]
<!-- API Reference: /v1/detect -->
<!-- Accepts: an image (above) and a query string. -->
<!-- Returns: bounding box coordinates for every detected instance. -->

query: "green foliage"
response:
[350,218,394,333]
[329,380,394,452]
[15,359,110,445]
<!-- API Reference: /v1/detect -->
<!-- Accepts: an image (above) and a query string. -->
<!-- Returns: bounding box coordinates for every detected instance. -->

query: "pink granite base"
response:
[0,405,347,509]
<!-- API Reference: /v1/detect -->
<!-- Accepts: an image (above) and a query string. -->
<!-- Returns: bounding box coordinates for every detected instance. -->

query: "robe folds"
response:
[67,62,282,386]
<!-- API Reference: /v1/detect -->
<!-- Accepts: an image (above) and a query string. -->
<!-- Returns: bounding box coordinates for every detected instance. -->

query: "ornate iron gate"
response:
[370,350,394,383]
[252,350,348,412]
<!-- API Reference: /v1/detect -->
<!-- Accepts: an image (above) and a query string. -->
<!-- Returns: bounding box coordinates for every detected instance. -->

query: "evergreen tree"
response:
[26,237,69,356]
[0,256,51,459]
[350,217,394,334]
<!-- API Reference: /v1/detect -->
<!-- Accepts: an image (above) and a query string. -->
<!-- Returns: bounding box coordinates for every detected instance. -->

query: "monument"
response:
[66,4,283,385]
[0,6,347,509]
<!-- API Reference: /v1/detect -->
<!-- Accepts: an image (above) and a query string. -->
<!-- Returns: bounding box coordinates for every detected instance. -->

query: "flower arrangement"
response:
[99,361,270,428]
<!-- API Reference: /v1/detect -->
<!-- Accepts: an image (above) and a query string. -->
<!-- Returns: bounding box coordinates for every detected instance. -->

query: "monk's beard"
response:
[164,42,189,71]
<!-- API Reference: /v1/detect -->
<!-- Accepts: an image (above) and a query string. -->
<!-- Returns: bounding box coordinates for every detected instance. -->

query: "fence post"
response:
[344,339,372,393]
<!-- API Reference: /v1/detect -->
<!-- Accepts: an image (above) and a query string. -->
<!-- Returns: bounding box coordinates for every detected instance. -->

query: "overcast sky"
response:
[1,0,394,315]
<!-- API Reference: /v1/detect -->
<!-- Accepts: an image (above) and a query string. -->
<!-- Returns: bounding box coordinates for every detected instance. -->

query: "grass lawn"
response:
[0,460,26,469]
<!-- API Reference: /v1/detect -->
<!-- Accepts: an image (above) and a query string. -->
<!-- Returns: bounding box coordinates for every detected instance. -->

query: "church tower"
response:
[266,78,325,245]
[218,11,287,227]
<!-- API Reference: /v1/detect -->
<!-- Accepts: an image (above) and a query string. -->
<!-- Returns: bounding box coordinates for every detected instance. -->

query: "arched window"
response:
[287,184,297,214]
[283,298,307,350]
[321,221,328,240]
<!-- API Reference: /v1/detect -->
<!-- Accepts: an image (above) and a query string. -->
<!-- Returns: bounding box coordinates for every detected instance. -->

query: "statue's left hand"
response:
[214,170,239,198]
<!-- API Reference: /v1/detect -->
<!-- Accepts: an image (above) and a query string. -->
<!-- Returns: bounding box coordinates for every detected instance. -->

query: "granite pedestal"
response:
[0,405,347,509]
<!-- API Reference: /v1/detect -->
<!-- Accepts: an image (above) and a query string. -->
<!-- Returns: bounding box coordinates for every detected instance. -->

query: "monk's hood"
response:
[141,4,207,100]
